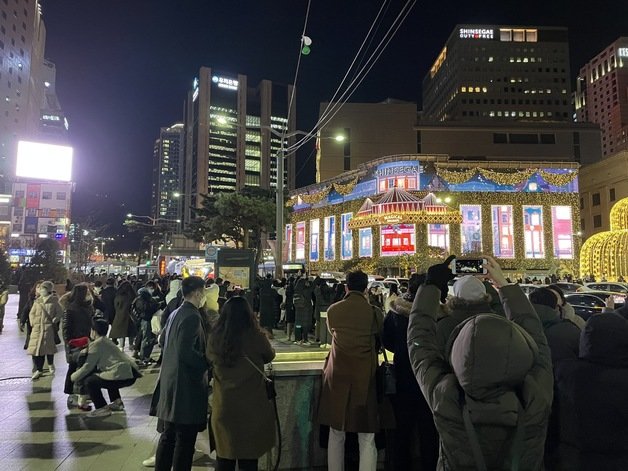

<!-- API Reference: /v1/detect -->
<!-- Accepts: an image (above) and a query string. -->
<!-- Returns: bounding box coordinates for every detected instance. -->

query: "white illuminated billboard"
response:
[16,141,73,182]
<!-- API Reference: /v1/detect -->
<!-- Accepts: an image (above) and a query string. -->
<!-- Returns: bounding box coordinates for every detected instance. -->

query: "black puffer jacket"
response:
[62,301,94,342]
[555,313,628,470]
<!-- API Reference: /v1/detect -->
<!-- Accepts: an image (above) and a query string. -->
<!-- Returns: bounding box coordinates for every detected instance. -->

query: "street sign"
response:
[205,245,218,262]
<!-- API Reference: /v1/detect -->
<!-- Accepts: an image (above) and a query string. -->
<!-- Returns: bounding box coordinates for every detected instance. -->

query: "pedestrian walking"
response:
[0,280,8,333]
[109,281,136,351]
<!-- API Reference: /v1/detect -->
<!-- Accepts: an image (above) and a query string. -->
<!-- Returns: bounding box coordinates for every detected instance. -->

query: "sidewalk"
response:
[0,295,216,471]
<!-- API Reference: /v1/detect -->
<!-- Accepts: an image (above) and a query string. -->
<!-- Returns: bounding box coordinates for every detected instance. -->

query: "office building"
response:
[575,37,628,157]
[183,67,296,225]
[151,123,184,231]
[0,0,47,192]
[422,25,572,123]
[316,100,418,182]
[579,150,628,239]
[39,59,68,138]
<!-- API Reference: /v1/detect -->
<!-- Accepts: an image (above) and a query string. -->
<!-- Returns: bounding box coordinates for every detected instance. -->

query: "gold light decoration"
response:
[348,211,462,229]
[333,177,359,196]
[437,168,477,184]
[538,169,578,187]
[580,196,628,281]
[300,186,331,204]
[288,190,580,274]
[478,168,536,185]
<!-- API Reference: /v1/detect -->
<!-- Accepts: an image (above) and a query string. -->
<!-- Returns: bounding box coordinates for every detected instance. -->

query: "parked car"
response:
[565,291,627,320]
[584,282,628,294]
[552,282,584,294]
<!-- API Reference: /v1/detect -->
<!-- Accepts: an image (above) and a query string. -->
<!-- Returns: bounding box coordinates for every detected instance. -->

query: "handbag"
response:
[244,356,277,400]
[373,307,396,399]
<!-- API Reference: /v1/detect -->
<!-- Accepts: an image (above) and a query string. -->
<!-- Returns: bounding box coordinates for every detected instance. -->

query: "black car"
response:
[565,291,626,320]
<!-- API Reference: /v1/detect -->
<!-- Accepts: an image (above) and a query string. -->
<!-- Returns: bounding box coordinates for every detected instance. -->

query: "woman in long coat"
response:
[28,281,63,379]
[207,296,276,471]
[109,281,136,350]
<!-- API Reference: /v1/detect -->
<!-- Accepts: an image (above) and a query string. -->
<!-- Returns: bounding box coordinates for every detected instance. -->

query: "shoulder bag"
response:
[373,307,396,399]
[244,355,276,400]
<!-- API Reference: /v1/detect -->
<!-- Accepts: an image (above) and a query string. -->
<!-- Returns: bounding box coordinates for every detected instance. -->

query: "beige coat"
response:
[27,295,63,356]
[207,328,276,460]
[317,291,383,433]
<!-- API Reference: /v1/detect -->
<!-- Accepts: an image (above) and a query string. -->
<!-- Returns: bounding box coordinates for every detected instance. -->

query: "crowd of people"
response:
[8,260,628,470]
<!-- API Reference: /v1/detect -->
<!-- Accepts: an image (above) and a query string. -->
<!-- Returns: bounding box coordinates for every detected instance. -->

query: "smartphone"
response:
[451,258,488,275]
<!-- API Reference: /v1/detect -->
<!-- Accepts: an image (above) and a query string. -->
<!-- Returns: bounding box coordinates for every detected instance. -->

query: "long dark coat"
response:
[207,328,276,459]
[157,301,209,426]
[109,291,136,339]
[256,278,276,331]
[317,291,383,433]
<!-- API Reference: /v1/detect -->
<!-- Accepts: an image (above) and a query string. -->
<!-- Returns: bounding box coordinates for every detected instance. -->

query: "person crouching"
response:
[71,317,142,418]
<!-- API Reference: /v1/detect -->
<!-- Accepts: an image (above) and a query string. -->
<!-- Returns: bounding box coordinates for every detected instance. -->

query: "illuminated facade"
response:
[183,67,296,225]
[575,37,628,157]
[423,25,572,123]
[151,123,183,231]
[580,196,628,281]
[288,155,580,275]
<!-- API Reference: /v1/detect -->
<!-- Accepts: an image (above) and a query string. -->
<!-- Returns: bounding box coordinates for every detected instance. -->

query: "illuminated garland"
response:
[287,191,581,274]
[478,168,536,186]
[610,197,628,231]
[348,211,462,229]
[333,177,359,196]
[580,196,628,281]
[435,167,578,187]
[436,168,477,184]
[538,170,578,187]
[300,186,331,205]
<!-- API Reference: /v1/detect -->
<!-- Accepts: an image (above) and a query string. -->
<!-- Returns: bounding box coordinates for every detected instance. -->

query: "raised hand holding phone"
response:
[483,256,509,288]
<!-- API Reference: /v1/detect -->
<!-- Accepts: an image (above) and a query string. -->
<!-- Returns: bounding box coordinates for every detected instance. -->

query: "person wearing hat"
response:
[27,280,64,380]
[408,256,553,470]
[436,275,505,349]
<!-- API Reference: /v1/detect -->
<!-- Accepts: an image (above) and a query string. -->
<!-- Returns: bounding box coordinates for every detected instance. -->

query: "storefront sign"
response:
[459,28,494,39]
[619,48,628,58]
[212,75,239,91]
[374,165,420,178]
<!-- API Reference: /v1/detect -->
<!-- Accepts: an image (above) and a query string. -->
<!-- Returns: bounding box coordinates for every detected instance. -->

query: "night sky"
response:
[41,0,627,248]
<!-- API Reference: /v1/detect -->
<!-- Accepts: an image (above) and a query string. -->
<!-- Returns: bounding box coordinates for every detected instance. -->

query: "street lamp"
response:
[214,114,346,275]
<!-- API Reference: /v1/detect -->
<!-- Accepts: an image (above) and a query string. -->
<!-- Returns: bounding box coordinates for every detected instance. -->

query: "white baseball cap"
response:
[453,276,487,301]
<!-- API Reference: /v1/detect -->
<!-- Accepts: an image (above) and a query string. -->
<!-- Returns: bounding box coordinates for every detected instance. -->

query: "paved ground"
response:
[0,295,217,471]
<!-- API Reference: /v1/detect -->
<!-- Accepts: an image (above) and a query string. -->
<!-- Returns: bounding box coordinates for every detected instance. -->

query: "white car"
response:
[583,282,628,294]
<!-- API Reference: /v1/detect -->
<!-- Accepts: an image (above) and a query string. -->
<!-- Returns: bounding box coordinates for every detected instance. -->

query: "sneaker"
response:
[48,365,55,374]
[302,340,311,346]
[107,399,125,412]
[192,448,204,462]
[67,395,79,409]
[77,403,92,412]
[320,343,327,349]
[31,370,43,380]
[86,407,112,418]
[142,456,156,467]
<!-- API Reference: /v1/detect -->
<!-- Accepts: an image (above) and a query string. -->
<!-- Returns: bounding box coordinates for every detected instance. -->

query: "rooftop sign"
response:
[459,28,494,39]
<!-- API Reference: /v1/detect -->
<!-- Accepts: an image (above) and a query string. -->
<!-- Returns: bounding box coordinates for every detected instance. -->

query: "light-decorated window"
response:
[523,206,545,259]
[492,205,515,258]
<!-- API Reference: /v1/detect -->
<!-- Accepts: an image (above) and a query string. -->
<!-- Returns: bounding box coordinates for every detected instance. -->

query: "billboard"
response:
[16,141,73,182]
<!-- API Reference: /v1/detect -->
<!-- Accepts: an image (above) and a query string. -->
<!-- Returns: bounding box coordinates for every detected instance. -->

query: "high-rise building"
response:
[0,0,47,191]
[39,59,68,138]
[422,25,572,123]
[151,123,184,231]
[183,67,296,225]
[575,38,628,157]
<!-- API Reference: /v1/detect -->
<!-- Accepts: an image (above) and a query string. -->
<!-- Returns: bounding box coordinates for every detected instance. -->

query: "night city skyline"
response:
[40,0,627,247]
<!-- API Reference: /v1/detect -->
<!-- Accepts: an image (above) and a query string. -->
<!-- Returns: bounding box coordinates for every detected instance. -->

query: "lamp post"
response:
[215,115,345,277]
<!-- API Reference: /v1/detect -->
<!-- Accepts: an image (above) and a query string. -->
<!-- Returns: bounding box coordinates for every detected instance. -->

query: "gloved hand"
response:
[425,255,456,303]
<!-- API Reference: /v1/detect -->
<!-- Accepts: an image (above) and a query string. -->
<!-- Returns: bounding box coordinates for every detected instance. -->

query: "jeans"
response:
[215,457,258,471]
[155,421,199,471]
[83,375,135,409]
[32,355,54,372]
[328,427,377,471]
[140,319,156,360]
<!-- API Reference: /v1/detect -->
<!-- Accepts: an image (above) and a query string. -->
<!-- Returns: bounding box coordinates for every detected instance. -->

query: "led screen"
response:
[381,224,416,256]
[285,224,293,261]
[552,206,573,259]
[16,141,73,181]
[295,222,305,260]
[310,219,320,262]
[492,205,515,258]
[359,228,372,257]
[523,206,545,258]
[341,213,353,260]
[428,224,450,252]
